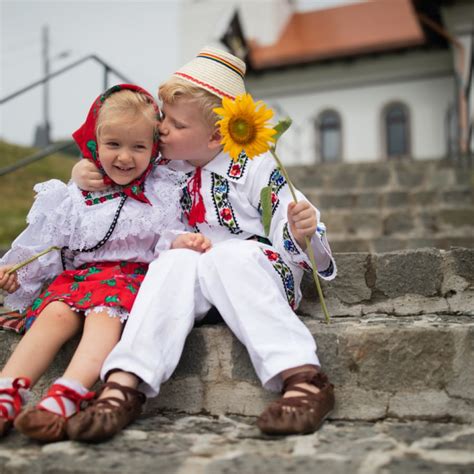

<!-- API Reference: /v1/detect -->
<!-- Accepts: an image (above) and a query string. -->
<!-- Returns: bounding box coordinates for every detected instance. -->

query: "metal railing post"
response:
[103,65,109,91]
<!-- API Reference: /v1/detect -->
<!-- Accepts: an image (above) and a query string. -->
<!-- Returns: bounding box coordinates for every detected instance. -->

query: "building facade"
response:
[180,0,473,165]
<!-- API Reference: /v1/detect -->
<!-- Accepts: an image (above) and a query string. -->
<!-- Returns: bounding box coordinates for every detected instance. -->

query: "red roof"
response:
[248,0,426,69]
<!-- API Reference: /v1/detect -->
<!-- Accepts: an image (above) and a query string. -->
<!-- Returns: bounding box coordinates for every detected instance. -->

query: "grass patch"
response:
[0,140,77,248]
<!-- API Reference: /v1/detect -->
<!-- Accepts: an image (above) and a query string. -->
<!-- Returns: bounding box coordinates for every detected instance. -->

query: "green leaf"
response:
[260,186,273,236]
[272,118,292,148]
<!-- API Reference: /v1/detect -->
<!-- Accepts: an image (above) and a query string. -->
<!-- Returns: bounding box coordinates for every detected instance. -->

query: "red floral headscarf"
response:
[72,84,160,204]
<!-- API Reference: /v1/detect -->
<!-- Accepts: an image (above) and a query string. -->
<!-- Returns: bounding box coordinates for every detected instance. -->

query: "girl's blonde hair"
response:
[96,89,158,137]
[158,77,222,129]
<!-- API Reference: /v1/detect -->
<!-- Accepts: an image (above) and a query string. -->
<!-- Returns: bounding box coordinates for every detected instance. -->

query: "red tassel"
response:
[187,167,207,226]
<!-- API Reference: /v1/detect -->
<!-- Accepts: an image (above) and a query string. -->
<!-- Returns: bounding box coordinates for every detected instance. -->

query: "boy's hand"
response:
[171,233,212,253]
[287,201,318,250]
[71,160,108,191]
[0,266,19,293]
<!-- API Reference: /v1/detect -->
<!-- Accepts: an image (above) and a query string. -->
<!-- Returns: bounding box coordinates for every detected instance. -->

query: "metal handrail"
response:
[0,141,77,176]
[0,54,133,105]
[0,54,134,176]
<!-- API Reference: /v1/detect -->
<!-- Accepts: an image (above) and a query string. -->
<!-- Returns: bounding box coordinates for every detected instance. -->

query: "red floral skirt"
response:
[24,261,148,331]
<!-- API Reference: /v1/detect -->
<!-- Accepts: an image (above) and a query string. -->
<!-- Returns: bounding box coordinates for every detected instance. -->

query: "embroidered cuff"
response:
[282,222,312,272]
[282,222,336,278]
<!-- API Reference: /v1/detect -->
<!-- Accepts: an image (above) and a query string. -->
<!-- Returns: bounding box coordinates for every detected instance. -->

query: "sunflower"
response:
[214,93,276,161]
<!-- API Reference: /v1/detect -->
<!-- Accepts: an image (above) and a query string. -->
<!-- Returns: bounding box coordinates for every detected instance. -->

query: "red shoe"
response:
[0,377,31,438]
[14,383,94,442]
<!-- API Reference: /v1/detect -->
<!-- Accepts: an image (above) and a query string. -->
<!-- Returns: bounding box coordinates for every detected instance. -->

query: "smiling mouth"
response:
[114,166,134,172]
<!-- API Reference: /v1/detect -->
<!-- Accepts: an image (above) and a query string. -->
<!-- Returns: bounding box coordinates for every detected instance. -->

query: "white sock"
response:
[38,378,89,418]
[0,377,30,418]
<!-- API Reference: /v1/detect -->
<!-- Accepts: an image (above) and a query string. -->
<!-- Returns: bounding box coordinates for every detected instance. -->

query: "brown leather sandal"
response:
[14,383,94,442]
[257,370,335,435]
[66,381,146,442]
[0,377,30,438]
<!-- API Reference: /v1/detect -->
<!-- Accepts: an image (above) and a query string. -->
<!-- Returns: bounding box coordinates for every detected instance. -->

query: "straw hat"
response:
[174,46,246,100]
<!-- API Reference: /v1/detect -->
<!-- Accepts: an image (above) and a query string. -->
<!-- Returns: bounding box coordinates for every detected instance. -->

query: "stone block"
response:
[454,167,474,186]
[321,212,348,234]
[152,376,205,413]
[418,210,439,232]
[406,238,437,249]
[355,192,381,209]
[442,189,474,206]
[319,193,355,209]
[448,327,474,399]
[388,390,474,423]
[383,211,415,235]
[330,168,360,190]
[313,253,372,304]
[373,237,407,253]
[329,239,371,253]
[361,165,391,188]
[411,190,437,206]
[430,167,456,188]
[396,168,425,188]
[446,291,474,316]
[373,249,443,298]
[172,331,207,378]
[288,167,325,189]
[436,236,474,249]
[384,191,409,207]
[448,247,474,284]
[298,298,363,319]
[346,211,382,237]
[438,208,474,229]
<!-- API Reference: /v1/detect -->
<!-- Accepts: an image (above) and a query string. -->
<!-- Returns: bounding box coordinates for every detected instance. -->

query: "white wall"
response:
[179,1,460,163]
[266,76,453,164]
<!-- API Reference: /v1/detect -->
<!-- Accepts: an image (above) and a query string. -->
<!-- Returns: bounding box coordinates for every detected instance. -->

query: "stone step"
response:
[303,186,474,211]
[1,415,473,473]
[292,160,474,253]
[0,248,472,423]
[0,316,472,424]
[321,207,474,238]
[287,159,474,192]
[328,235,474,253]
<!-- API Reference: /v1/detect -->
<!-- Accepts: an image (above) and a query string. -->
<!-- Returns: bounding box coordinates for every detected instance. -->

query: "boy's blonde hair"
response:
[96,89,158,137]
[159,77,222,129]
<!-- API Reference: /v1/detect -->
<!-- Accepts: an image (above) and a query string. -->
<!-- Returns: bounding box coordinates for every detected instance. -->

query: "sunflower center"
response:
[229,117,257,145]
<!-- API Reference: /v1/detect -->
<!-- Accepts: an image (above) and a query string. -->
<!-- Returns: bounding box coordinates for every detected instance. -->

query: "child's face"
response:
[97,116,154,185]
[159,99,219,167]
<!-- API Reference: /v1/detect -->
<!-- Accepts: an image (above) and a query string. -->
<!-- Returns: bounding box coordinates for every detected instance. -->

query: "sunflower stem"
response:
[270,148,331,324]
[6,246,61,275]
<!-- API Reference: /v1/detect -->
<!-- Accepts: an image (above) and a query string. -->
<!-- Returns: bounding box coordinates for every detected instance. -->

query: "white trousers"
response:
[101,240,320,397]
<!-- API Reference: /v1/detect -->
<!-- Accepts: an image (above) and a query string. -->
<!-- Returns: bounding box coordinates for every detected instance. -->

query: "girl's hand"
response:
[0,266,19,293]
[287,201,318,250]
[71,160,108,191]
[171,233,212,253]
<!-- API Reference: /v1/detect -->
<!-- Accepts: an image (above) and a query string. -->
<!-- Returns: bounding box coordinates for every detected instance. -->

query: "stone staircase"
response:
[0,247,472,424]
[287,159,474,253]
[0,158,473,472]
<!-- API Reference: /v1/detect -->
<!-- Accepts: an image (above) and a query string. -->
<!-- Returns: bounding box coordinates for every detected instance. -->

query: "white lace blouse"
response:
[0,165,184,311]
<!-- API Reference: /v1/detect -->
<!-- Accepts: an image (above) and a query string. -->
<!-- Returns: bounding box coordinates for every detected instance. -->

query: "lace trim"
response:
[84,306,128,323]
[26,169,183,250]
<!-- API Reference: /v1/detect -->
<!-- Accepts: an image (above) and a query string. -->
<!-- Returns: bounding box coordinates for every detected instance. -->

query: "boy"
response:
[67,47,337,441]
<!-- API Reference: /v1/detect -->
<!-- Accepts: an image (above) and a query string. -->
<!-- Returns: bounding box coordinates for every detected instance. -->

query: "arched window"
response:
[317,110,342,162]
[384,102,410,159]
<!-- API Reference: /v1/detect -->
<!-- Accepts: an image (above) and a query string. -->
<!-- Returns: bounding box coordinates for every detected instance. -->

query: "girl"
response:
[0,84,209,443]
